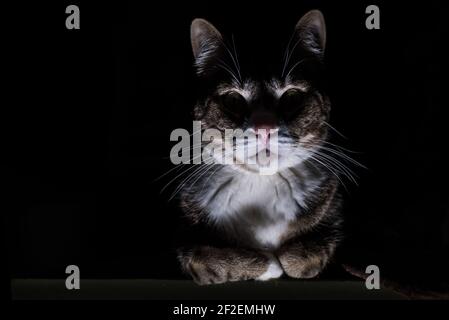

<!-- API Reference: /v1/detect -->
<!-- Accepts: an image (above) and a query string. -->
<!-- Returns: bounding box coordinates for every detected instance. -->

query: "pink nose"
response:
[250,112,277,145]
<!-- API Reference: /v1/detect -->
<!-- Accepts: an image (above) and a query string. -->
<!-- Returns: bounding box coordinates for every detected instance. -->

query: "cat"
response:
[176,10,344,285]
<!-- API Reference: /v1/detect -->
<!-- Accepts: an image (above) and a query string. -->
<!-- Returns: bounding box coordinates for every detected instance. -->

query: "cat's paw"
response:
[178,246,280,285]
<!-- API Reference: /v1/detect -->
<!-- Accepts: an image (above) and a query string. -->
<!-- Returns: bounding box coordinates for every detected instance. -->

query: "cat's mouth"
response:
[231,142,317,175]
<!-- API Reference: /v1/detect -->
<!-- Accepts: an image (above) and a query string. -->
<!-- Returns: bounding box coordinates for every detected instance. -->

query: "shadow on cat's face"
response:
[191,11,331,174]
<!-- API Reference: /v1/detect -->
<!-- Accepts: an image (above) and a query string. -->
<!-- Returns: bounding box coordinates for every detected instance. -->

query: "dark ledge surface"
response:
[12,279,404,300]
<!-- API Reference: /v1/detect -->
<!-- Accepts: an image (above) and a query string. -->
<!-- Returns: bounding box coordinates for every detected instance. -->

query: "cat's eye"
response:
[278,89,305,118]
[220,91,248,117]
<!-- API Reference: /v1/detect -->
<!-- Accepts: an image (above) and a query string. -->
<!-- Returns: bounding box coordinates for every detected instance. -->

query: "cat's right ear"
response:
[191,18,224,76]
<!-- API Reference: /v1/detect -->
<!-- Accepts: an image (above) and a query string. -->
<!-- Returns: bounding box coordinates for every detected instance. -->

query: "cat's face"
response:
[191,10,330,174]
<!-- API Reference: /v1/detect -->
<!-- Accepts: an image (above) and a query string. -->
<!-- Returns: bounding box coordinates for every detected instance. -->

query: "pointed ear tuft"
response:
[295,10,326,57]
[190,18,224,76]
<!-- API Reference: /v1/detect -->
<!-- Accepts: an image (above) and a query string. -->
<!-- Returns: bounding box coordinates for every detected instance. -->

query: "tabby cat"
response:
[177,10,343,285]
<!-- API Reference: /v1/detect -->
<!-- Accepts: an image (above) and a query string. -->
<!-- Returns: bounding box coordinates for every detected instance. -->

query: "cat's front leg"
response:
[276,236,338,279]
[178,246,283,285]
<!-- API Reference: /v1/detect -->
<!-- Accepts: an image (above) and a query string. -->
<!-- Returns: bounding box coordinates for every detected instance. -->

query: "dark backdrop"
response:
[3,1,449,289]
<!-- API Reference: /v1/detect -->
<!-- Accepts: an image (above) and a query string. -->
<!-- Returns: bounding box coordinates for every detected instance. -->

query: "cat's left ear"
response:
[295,10,326,57]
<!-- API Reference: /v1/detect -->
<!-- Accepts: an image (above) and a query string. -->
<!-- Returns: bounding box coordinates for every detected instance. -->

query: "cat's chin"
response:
[227,161,302,176]
[234,163,268,174]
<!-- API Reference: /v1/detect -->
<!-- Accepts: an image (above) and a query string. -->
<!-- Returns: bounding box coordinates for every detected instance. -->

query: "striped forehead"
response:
[267,79,310,98]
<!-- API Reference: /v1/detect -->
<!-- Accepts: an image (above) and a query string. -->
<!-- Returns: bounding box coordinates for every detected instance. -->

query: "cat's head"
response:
[191,10,330,174]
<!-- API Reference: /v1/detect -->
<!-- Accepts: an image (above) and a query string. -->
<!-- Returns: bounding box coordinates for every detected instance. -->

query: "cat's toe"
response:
[188,262,227,285]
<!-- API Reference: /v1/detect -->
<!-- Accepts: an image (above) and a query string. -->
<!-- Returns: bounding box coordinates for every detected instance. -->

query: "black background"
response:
[3,0,449,289]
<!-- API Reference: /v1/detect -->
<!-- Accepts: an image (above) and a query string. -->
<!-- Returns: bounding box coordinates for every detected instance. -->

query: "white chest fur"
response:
[197,165,322,250]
